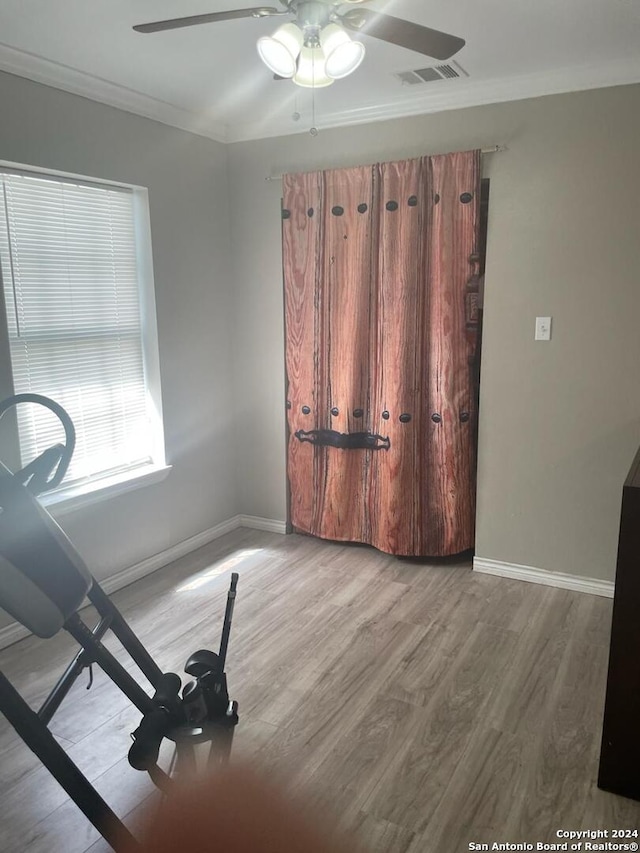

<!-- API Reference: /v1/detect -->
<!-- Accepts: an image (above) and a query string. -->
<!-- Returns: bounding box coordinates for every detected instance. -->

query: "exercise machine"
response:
[0,393,239,850]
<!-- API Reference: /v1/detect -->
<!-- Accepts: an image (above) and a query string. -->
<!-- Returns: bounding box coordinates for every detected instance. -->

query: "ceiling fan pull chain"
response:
[310,62,318,135]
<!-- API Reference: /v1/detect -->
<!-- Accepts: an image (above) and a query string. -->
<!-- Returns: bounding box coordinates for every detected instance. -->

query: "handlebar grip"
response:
[128,708,171,771]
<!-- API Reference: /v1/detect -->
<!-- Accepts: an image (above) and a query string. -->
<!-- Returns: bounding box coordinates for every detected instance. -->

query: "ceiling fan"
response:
[133,0,466,88]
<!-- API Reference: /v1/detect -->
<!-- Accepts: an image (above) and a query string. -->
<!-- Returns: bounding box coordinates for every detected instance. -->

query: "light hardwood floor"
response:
[1,528,638,852]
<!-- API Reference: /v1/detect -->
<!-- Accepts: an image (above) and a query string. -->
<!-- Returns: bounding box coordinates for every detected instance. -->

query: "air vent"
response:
[395,60,468,86]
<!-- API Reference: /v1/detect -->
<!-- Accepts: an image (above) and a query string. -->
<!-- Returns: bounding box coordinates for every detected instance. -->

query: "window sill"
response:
[41,464,172,517]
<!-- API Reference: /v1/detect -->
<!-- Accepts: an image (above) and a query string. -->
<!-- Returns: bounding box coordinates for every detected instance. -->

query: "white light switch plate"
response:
[535,316,552,341]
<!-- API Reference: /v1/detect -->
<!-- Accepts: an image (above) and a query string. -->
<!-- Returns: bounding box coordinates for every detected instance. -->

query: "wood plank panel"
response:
[424,152,480,554]
[316,167,376,542]
[369,158,428,555]
[419,725,530,852]
[283,171,325,535]
[362,621,518,833]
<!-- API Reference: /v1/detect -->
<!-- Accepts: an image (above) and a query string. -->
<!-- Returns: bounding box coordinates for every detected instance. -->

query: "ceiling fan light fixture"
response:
[293,46,334,88]
[320,23,365,79]
[257,22,303,78]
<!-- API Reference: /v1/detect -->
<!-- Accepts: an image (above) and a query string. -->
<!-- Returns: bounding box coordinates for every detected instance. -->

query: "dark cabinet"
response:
[598,445,640,800]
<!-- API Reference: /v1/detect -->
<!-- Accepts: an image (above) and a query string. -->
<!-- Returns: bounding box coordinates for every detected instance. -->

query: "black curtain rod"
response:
[264,145,507,182]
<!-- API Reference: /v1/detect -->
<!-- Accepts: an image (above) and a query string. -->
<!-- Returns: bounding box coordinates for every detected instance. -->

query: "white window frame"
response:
[0,160,170,516]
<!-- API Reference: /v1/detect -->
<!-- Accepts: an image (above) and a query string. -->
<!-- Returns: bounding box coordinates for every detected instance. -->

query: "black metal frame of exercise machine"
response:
[0,394,239,851]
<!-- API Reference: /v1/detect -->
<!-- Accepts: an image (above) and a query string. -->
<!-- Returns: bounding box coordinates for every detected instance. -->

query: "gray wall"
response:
[0,68,638,636]
[228,84,640,582]
[0,70,238,623]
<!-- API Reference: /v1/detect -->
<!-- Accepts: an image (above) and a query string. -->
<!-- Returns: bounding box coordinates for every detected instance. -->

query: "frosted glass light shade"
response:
[293,46,334,88]
[320,23,365,79]
[257,23,303,78]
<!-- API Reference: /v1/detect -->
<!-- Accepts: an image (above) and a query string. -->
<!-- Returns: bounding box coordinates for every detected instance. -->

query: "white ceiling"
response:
[1,0,639,142]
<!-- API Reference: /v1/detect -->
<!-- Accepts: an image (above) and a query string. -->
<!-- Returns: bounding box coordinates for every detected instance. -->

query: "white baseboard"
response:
[98,515,242,597]
[100,514,287,598]
[0,514,287,651]
[238,515,288,534]
[473,557,614,598]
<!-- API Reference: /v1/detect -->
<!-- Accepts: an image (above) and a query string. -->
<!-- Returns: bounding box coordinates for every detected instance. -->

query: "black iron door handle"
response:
[295,429,390,450]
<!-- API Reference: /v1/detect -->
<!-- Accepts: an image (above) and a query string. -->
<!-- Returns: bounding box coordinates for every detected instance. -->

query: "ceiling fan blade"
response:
[133,7,281,34]
[339,9,465,61]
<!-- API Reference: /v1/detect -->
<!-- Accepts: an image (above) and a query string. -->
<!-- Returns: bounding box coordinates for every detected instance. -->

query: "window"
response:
[0,164,165,503]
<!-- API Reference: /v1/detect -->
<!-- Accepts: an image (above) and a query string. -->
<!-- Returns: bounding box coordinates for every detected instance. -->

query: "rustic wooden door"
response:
[283,151,480,556]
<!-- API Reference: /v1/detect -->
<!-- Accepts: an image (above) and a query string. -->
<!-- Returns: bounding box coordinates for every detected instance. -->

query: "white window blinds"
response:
[0,169,155,488]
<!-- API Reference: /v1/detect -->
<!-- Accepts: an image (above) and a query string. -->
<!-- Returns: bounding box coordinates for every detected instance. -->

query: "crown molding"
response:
[1,39,639,145]
[0,41,229,143]
[226,56,640,142]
